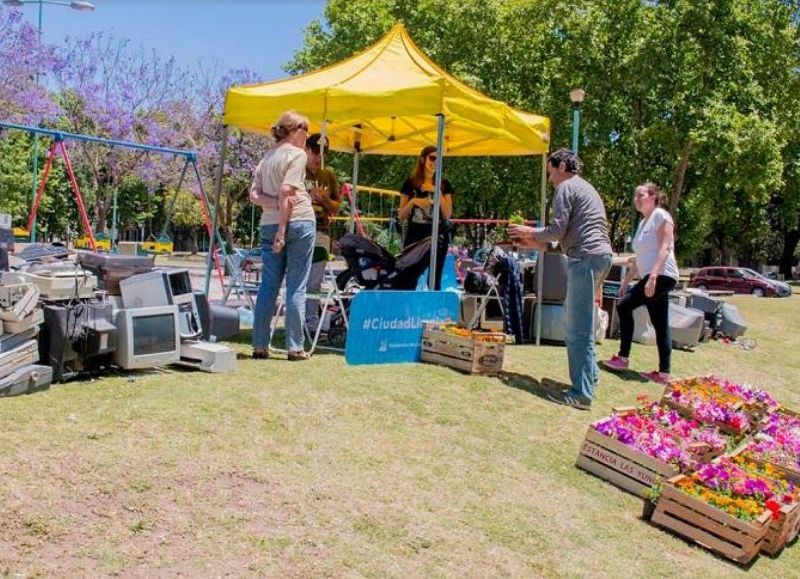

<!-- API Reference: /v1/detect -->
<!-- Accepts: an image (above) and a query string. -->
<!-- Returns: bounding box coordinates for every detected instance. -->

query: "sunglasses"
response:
[427,155,437,161]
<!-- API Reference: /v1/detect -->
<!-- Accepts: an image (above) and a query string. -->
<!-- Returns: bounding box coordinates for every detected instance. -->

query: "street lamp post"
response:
[569,88,585,155]
[3,0,95,243]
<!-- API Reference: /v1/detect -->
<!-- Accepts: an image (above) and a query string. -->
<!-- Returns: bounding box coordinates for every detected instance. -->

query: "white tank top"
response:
[632,207,679,280]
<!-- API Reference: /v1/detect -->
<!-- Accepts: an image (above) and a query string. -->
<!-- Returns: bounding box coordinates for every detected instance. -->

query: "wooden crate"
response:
[762,502,800,556]
[724,443,800,555]
[651,475,771,564]
[660,391,749,436]
[741,408,800,484]
[420,325,505,375]
[575,425,680,498]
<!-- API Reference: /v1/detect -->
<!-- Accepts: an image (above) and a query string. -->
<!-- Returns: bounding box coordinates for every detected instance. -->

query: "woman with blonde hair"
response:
[249,110,316,360]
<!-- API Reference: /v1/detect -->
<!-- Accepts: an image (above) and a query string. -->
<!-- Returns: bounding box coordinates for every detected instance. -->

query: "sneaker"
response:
[252,349,269,360]
[288,350,311,361]
[546,390,592,411]
[600,355,629,372]
[640,370,671,385]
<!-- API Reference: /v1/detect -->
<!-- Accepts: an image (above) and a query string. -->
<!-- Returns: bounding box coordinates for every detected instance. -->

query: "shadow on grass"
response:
[600,367,649,383]
[233,329,344,359]
[498,371,569,404]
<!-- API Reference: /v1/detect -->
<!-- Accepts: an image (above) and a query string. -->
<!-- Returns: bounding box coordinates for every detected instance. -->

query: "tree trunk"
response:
[669,141,693,218]
[780,229,799,278]
[95,189,109,234]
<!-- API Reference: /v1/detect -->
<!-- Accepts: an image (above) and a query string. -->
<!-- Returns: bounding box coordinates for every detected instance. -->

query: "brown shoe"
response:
[287,350,310,361]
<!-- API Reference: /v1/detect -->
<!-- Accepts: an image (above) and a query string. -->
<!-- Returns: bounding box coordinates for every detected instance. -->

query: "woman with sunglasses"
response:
[398,145,454,288]
[249,110,316,361]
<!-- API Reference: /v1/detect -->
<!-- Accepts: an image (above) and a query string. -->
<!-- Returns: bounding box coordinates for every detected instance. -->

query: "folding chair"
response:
[305,262,352,355]
[463,284,504,330]
[267,263,351,355]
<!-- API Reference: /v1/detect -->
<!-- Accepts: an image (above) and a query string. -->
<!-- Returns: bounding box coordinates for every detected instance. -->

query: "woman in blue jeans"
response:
[249,110,316,360]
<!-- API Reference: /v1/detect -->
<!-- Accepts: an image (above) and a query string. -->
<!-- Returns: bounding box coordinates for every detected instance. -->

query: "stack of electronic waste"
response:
[114,269,237,373]
[0,280,51,397]
[76,251,155,294]
[629,289,748,351]
[2,262,116,382]
[0,245,240,384]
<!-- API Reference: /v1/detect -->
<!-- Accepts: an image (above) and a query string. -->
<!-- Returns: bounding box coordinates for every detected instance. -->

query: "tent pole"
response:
[349,151,360,234]
[206,125,229,295]
[535,153,547,345]
[428,113,446,290]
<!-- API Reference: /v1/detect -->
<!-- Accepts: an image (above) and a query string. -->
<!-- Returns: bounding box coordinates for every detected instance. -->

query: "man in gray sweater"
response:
[509,148,612,410]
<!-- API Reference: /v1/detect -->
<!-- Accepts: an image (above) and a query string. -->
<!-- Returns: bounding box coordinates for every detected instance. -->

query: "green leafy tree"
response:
[287,0,799,265]
[169,188,206,253]
[0,133,33,225]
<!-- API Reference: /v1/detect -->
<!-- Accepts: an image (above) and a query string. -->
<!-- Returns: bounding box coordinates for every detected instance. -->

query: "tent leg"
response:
[206,125,229,295]
[535,153,547,346]
[428,113,446,290]
[349,152,360,234]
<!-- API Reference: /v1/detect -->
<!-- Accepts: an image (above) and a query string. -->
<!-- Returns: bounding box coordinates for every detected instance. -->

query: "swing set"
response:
[0,120,248,300]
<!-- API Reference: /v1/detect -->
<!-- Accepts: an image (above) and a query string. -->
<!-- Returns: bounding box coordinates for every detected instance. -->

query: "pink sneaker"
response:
[640,370,671,385]
[601,355,629,372]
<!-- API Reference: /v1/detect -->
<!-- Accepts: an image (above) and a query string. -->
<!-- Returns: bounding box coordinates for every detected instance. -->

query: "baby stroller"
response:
[322,233,448,347]
[336,233,447,291]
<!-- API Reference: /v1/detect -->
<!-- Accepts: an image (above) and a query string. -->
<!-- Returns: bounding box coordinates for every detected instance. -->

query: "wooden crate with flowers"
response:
[576,404,727,498]
[717,379,782,427]
[725,444,800,555]
[743,407,800,484]
[660,377,753,436]
[650,458,798,564]
[420,322,505,375]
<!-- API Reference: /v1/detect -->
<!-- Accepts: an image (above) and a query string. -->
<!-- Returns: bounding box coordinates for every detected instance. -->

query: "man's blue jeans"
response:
[252,221,315,352]
[564,254,612,402]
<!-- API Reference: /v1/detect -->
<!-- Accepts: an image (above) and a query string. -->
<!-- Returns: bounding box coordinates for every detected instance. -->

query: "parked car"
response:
[689,267,792,297]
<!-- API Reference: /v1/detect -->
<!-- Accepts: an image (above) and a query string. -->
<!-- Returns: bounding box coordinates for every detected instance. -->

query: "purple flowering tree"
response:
[0,7,61,124]
[51,32,197,233]
[193,67,269,247]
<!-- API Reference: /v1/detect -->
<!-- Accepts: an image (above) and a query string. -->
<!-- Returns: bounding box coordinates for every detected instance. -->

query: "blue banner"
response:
[345,290,460,365]
[415,254,458,290]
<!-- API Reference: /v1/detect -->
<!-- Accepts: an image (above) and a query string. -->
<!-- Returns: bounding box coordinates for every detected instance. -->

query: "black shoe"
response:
[546,390,592,411]
[252,349,269,360]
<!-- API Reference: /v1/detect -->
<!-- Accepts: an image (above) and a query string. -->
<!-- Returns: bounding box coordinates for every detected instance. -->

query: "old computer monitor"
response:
[114,305,180,369]
[119,271,172,309]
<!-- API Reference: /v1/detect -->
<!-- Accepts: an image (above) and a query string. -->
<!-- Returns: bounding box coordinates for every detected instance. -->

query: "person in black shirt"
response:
[398,145,454,247]
[398,146,454,289]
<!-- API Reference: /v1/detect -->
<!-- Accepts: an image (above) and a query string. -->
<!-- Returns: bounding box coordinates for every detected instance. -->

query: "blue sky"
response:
[11,0,327,81]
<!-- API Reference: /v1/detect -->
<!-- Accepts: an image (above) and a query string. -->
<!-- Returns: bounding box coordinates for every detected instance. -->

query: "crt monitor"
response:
[114,305,180,370]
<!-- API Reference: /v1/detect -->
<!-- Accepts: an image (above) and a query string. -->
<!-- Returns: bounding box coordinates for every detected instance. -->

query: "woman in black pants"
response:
[601,183,679,383]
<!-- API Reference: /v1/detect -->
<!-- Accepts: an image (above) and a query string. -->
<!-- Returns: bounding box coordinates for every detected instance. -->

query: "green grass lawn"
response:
[2,294,800,576]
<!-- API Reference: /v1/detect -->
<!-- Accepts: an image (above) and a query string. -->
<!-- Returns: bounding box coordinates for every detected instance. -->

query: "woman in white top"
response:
[249,110,316,361]
[601,182,679,383]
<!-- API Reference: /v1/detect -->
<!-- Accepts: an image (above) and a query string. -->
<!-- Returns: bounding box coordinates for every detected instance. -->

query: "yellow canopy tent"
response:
[215,23,552,342]
[223,23,550,157]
